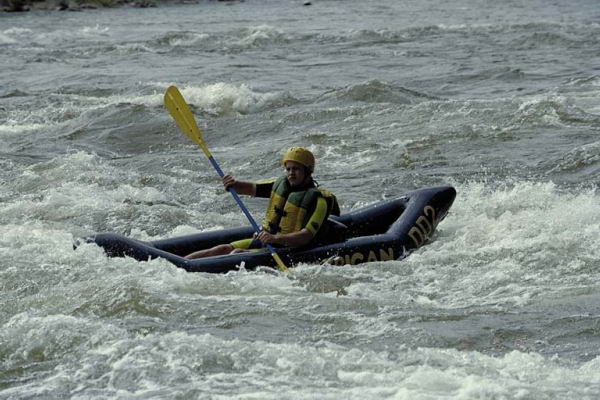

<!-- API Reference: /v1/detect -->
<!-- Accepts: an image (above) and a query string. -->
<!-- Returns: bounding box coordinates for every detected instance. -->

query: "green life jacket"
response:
[262,176,340,236]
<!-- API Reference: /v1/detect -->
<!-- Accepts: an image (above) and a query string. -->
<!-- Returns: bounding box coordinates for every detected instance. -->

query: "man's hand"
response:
[255,231,278,245]
[222,174,236,190]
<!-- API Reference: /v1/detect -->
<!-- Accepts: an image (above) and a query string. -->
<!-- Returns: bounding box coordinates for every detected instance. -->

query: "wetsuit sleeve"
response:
[255,179,275,198]
[305,196,328,237]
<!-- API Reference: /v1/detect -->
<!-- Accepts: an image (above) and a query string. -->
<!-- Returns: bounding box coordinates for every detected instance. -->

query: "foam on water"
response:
[3,312,600,399]
[162,31,210,47]
[396,180,600,308]
[0,82,292,137]
[151,24,289,51]
[552,141,600,172]
[0,33,17,45]
[2,173,600,396]
[0,24,112,48]
[109,42,156,55]
[176,83,294,116]
[231,25,288,48]
[0,151,225,238]
[0,27,32,45]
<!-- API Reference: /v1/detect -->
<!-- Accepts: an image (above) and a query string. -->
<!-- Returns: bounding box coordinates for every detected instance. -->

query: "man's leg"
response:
[185,244,234,260]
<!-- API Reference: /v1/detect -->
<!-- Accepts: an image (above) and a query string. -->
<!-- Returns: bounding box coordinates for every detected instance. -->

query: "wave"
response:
[232,25,290,48]
[151,25,289,52]
[153,31,211,48]
[511,31,590,50]
[164,82,298,116]
[551,141,600,173]
[402,93,596,144]
[9,21,598,64]
[0,93,109,136]
[6,20,599,57]
[0,33,17,45]
[149,23,530,52]
[0,151,207,236]
[107,42,157,54]
[101,82,298,116]
[0,27,33,45]
[2,297,600,398]
[3,23,277,55]
[304,21,600,46]
[0,82,299,136]
[399,180,600,309]
[320,79,437,104]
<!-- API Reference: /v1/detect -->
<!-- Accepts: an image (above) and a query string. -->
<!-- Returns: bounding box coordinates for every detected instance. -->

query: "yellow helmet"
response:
[281,147,315,173]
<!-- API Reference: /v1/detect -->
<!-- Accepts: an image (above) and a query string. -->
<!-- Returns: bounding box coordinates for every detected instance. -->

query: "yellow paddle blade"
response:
[164,86,211,157]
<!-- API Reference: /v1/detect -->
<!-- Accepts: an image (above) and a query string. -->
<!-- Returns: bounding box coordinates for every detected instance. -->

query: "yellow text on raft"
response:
[327,248,395,266]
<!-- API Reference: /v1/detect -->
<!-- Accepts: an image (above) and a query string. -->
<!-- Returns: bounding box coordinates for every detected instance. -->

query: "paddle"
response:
[163,85,289,273]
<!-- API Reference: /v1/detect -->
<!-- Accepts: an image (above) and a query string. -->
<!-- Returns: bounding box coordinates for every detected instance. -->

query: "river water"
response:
[2,0,600,398]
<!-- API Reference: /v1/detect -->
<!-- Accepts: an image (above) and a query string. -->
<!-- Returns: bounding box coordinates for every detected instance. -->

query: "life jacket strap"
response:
[268,222,282,233]
[274,206,287,217]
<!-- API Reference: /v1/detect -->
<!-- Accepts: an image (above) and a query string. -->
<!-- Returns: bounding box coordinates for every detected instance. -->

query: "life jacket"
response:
[262,176,340,236]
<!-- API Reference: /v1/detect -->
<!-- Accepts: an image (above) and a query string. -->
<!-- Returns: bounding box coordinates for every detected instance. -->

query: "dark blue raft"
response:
[87,186,456,273]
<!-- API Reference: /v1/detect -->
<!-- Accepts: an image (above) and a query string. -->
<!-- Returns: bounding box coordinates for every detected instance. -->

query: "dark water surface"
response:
[2,0,600,398]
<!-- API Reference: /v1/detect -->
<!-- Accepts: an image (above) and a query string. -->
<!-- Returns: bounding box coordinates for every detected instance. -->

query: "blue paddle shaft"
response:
[207,156,279,254]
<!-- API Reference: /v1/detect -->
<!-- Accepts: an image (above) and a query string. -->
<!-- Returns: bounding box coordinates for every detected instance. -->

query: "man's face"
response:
[284,160,306,187]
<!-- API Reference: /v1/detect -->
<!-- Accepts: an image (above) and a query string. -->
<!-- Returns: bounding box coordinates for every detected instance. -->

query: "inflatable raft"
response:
[86,186,456,273]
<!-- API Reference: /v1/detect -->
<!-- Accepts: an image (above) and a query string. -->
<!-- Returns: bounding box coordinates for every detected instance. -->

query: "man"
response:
[185,147,340,259]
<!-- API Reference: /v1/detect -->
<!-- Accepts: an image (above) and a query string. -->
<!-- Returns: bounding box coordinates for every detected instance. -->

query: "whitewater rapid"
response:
[2,0,600,398]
